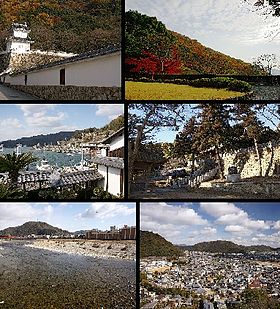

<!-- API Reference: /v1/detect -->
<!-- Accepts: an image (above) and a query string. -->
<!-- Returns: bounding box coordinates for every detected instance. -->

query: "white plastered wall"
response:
[110,133,124,152]
[8,52,121,87]
[97,165,122,196]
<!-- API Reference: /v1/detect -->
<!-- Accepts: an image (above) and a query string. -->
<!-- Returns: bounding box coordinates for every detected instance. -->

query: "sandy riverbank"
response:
[24,239,136,260]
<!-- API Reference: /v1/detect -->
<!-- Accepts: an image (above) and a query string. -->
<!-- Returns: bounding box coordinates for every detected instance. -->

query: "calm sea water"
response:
[1,147,90,171]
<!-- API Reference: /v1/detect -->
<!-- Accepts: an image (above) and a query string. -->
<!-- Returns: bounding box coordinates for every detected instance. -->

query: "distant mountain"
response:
[140,230,184,258]
[73,230,89,235]
[1,131,75,148]
[0,114,124,148]
[178,240,278,253]
[126,10,265,76]
[0,221,70,236]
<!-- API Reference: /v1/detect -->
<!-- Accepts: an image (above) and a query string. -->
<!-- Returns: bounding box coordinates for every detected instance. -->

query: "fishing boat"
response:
[15,144,22,156]
[36,159,53,172]
[74,149,90,171]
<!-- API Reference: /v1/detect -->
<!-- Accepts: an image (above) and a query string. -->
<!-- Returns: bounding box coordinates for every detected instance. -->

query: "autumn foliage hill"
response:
[125,10,265,76]
[0,0,121,54]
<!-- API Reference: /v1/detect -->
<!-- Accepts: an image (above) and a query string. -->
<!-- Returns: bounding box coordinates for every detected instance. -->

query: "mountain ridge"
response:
[141,231,279,257]
[0,221,70,236]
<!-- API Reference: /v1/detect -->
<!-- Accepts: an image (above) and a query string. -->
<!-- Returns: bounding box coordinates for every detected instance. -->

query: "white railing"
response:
[170,166,219,188]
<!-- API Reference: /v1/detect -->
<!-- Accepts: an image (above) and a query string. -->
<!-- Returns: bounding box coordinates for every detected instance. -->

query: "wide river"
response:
[0,241,136,308]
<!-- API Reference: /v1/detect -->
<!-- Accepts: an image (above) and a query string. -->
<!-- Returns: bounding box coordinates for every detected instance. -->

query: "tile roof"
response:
[0,169,103,190]
[91,156,124,169]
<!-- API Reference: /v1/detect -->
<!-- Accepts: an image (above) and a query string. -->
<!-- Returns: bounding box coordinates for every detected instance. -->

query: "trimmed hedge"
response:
[187,77,252,92]
[127,76,251,92]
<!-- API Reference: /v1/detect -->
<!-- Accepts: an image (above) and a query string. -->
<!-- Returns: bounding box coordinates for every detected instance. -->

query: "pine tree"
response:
[191,104,232,178]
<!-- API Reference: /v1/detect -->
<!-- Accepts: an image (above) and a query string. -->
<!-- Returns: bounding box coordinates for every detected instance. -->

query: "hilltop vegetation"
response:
[125,10,265,76]
[178,240,278,253]
[0,0,121,54]
[0,221,69,236]
[140,231,183,258]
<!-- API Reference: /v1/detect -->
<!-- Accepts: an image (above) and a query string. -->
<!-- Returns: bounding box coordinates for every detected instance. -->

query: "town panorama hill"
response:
[140,231,280,258]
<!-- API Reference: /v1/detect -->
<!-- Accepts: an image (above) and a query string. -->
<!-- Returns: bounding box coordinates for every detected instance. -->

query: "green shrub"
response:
[188,77,251,92]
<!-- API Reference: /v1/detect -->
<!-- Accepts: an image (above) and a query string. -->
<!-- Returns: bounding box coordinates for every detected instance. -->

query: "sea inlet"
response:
[0,241,136,308]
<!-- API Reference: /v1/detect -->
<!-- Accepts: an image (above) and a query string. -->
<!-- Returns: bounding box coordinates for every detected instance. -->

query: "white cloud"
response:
[95,104,124,120]
[142,202,208,227]
[78,203,135,220]
[0,203,54,230]
[17,104,56,116]
[274,220,280,230]
[200,202,271,236]
[0,118,21,129]
[200,202,241,217]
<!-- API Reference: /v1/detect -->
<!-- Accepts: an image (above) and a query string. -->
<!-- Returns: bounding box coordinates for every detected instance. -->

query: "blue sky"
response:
[0,104,124,141]
[130,104,280,143]
[0,202,136,232]
[126,0,280,68]
[141,202,280,247]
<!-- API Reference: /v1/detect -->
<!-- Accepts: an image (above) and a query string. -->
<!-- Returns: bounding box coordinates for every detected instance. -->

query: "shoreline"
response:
[24,239,136,261]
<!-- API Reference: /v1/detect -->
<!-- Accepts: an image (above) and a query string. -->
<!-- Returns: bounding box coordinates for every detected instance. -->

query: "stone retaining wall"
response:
[8,85,121,100]
[222,142,280,178]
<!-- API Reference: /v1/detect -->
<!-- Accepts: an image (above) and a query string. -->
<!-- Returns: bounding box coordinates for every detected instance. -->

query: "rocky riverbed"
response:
[0,240,136,308]
[25,239,136,261]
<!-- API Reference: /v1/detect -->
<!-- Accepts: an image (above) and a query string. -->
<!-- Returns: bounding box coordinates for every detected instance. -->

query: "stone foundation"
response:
[8,85,121,100]
[208,180,280,198]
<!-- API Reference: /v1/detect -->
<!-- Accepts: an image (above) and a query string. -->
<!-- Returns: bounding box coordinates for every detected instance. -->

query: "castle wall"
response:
[222,141,280,178]
[7,85,121,100]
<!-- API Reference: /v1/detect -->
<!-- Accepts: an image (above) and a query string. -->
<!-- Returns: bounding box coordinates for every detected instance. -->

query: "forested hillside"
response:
[0,0,121,53]
[125,10,265,75]
[0,221,69,236]
[140,231,184,258]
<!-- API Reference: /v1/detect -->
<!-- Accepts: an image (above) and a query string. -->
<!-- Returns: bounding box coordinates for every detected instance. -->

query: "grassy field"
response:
[125,81,245,100]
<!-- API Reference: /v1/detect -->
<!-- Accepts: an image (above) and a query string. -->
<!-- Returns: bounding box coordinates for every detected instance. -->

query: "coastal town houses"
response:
[0,23,121,99]
[83,127,124,196]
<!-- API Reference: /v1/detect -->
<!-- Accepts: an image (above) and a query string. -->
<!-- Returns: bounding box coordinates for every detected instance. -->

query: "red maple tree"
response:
[126,48,183,79]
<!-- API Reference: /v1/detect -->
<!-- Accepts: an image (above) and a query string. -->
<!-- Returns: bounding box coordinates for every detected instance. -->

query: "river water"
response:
[1,148,90,171]
[0,241,136,308]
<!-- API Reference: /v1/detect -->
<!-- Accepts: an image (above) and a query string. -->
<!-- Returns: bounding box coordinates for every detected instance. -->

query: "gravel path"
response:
[251,85,280,100]
[0,241,136,309]
[130,187,271,199]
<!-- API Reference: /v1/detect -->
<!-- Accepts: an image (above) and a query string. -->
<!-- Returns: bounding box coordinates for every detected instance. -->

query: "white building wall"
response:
[97,165,122,196]
[107,167,121,196]
[14,30,28,39]
[8,41,30,53]
[110,133,124,152]
[8,52,120,87]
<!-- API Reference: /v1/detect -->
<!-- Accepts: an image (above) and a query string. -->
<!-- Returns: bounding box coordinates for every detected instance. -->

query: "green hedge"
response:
[188,77,251,92]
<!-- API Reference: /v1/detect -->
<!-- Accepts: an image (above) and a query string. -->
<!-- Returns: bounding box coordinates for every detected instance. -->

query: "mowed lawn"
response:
[125,81,245,100]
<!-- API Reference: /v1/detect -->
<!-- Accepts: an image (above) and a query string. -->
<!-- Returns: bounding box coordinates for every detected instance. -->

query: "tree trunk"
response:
[191,153,195,174]
[128,107,156,195]
[215,145,224,179]
[253,137,262,176]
